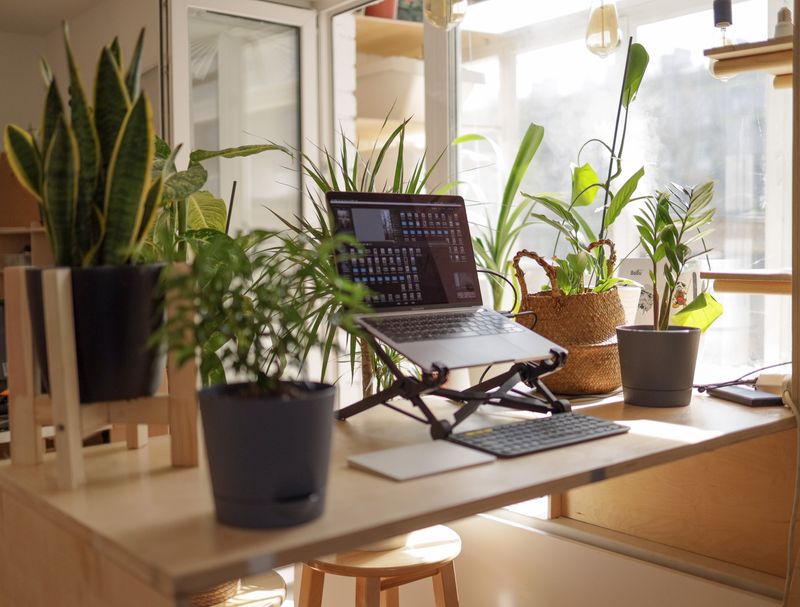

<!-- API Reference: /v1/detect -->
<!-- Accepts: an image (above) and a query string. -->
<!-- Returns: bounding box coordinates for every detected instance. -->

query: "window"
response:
[457,0,791,375]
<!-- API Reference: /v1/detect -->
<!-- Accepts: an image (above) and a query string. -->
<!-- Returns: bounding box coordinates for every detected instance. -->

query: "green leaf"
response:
[189,144,287,163]
[94,47,131,170]
[125,28,145,99]
[65,25,101,258]
[101,94,155,265]
[622,43,650,109]
[570,162,599,207]
[136,174,164,243]
[163,162,208,201]
[3,125,42,200]
[41,77,64,157]
[432,180,462,195]
[43,117,79,266]
[186,191,227,232]
[451,133,487,145]
[499,123,544,224]
[604,166,644,229]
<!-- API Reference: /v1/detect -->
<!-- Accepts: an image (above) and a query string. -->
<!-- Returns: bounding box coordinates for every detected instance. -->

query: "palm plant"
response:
[274,117,462,393]
[4,26,159,267]
[471,123,544,310]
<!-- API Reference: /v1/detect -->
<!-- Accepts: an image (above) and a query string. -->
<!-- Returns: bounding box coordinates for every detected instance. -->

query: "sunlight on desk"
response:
[621,419,723,444]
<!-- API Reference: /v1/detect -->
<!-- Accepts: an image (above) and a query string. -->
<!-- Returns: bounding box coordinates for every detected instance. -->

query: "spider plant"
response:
[273,116,465,393]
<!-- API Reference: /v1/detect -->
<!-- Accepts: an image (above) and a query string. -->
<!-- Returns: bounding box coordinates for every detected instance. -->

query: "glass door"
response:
[167,0,317,231]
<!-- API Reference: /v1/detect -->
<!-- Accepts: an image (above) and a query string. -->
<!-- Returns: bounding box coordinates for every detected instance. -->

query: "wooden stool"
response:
[298,525,460,607]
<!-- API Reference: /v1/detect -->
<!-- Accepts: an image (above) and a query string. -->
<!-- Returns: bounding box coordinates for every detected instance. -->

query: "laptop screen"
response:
[327,192,483,310]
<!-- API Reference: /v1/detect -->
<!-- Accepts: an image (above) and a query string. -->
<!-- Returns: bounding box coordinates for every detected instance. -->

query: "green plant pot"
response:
[617,325,701,407]
[199,381,335,529]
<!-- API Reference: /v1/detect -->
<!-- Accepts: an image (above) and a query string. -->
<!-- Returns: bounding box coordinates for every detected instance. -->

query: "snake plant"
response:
[3,26,159,267]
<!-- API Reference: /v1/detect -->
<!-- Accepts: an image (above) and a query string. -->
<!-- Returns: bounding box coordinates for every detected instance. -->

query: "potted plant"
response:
[162,229,368,528]
[617,181,716,407]
[498,42,649,395]
[3,27,166,403]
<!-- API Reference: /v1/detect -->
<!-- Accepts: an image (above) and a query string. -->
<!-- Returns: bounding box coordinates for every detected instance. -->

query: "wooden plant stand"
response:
[4,266,199,489]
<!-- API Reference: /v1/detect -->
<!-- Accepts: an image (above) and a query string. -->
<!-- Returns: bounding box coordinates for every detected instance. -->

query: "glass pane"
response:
[188,9,301,232]
[457,0,790,372]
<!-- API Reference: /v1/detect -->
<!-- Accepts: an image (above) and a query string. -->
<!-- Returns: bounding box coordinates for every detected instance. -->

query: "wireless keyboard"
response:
[448,412,630,458]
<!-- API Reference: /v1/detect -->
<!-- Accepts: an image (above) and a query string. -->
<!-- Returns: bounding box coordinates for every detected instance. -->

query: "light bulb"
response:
[586,1,622,57]
[424,0,468,30]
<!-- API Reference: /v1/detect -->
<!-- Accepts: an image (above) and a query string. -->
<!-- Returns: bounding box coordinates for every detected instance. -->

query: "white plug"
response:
[756,373,792,397]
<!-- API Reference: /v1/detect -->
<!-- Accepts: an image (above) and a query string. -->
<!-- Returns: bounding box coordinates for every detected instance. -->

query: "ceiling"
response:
[0,0,101,35]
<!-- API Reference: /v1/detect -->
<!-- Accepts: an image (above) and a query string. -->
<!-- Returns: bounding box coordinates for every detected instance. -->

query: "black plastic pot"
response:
[617,325,701,407]
[26,264,166,403]
[199,381,336,529]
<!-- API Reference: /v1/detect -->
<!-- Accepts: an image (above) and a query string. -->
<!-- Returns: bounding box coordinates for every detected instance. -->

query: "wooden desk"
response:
[0,394,794,606]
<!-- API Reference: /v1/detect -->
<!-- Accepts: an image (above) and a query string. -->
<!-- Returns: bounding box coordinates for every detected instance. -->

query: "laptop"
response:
[327,191,562,371]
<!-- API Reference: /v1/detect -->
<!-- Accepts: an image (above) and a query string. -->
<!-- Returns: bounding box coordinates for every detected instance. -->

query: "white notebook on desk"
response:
[348,440,496,481]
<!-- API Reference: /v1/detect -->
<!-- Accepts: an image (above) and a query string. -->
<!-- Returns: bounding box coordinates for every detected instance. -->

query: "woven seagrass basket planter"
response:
[189,579,240,607]
[513,240,624,395]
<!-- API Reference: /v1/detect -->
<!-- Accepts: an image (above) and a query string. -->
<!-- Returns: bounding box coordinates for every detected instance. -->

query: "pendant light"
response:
[424,0,469,30]
[586,0,622,57]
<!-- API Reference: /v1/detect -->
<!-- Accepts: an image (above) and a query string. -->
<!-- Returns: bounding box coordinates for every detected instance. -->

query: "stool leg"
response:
[298,564,324,607]
[380,586,400,607]
[432,562,459,607]
[356,577,381,607]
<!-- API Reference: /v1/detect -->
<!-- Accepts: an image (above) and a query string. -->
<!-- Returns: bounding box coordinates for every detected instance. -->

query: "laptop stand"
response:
[335,335,571,439]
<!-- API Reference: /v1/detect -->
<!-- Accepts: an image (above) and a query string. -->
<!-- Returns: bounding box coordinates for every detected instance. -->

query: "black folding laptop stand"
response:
[335,335,571,439]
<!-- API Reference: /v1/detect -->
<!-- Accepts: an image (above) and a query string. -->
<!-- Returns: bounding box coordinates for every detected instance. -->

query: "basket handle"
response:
[512,249,562,298]
[587,239,617,277]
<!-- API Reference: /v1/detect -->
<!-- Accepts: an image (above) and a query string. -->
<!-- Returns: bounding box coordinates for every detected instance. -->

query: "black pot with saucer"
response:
[617,325,701,407]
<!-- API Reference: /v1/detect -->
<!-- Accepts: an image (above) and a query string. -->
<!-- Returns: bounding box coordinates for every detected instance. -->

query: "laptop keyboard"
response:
[362,309,525,343]
[448,413,630,458]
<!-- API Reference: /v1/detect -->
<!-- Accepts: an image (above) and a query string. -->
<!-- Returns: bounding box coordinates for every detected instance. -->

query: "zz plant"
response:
[4,26,160,267]
[634,181,715,330]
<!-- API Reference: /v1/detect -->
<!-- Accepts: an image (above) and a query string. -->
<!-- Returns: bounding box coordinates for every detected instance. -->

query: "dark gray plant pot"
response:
[617,325,701,407]
[199,381,336,529]
[26,264,165,403]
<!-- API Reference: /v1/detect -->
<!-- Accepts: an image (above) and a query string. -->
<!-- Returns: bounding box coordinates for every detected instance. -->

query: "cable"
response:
[782,385,800,606]
[479,365,493,384]
[476,268,518,314]
[695,361,792,393]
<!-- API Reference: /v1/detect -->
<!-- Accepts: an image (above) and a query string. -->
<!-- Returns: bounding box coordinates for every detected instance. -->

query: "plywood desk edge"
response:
[0,396,795,600]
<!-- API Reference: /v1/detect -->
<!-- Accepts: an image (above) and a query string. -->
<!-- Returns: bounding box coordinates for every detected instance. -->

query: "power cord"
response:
[695,362,792,393]
[782,384,800,606]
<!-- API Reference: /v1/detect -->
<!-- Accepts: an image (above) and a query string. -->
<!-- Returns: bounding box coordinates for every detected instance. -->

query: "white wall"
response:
[307,515,777,607]
[0,33,48,151]
[43,0,159,91]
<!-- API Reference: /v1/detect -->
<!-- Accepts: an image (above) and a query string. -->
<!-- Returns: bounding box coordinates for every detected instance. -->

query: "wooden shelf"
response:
[704,36,792,88]
[701,269,791,295]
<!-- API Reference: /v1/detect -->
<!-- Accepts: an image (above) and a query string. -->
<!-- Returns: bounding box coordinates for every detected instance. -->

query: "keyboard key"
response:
[448,413,630,458]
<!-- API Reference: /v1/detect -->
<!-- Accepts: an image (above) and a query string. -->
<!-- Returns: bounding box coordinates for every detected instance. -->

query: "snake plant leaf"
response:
[109,37,122,68]
[189,144,287,163]
[41,77,65,157]
[3,125,42,201]
[43,117,79,266]
[125,28,145,99]
[604,166,645,229]
[187,191,227,232]
[571,162,600,207]
[102,94,155,265]
[137,174,164,244]
[163,161,207,201]
[64,24,101,259]
[622,43,650,109]
[94,46,131,170]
